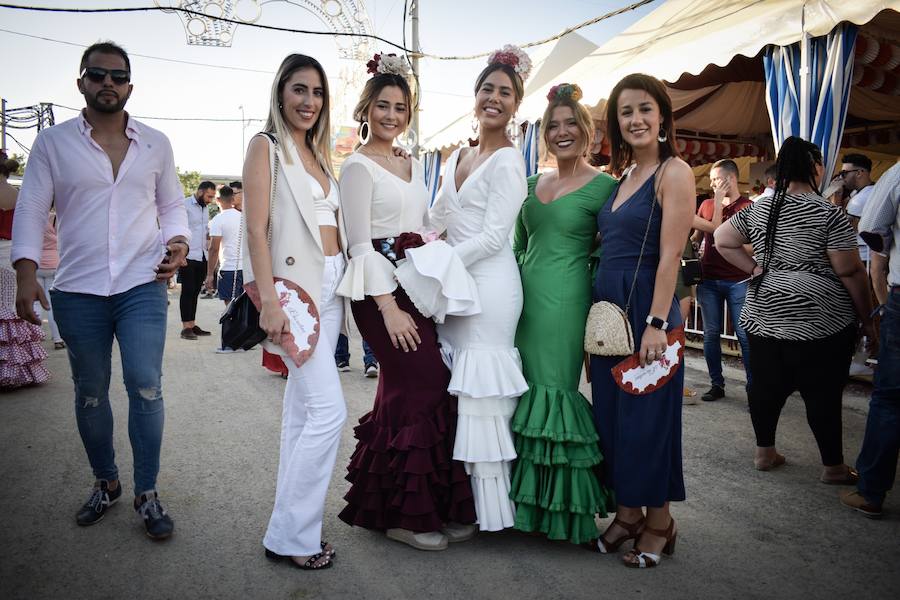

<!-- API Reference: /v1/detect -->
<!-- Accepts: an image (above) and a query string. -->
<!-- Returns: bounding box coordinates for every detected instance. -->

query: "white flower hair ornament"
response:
[487,44,532,82]
[366,53,411,79]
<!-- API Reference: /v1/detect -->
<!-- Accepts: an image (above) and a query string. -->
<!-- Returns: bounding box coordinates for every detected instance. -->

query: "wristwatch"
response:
[646,315,669,331]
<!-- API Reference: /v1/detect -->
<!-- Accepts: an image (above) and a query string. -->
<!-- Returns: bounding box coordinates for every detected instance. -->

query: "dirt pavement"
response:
[1,288,897,600]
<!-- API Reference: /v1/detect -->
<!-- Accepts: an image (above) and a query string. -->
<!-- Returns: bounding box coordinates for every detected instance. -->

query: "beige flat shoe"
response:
[386,528,448,551]
[441,522,477,543]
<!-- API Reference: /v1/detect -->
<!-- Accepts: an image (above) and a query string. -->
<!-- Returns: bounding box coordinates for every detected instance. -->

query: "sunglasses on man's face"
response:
[838,168,863,179]
[81,67,131,85]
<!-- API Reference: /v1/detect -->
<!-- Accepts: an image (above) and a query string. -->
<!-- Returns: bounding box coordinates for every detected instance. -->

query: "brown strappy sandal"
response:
[583,516,645,554]
[623,518,677,568]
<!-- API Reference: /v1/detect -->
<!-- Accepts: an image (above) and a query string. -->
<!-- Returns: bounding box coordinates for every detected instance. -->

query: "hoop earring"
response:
[657,128,668,143]
[506,114,519,142]
[358,121,371,145]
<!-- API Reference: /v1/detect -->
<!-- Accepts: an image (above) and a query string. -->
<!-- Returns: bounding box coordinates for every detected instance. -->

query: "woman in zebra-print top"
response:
[715,136,874,484]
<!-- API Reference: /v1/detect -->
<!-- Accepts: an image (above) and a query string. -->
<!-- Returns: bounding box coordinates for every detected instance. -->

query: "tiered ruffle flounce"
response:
[448,346,528,532]
[0,306,50,389]
[338,396,476,532]
[509,382,613,544]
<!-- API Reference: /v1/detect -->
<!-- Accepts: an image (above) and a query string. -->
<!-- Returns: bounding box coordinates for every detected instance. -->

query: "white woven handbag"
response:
[584,163,662,356]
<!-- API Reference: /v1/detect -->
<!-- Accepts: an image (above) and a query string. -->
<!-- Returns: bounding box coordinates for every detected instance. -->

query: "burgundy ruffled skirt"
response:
[339,286,476,532]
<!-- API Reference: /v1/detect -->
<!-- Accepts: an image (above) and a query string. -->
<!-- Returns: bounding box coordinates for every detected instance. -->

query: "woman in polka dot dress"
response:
[0,150,49,390]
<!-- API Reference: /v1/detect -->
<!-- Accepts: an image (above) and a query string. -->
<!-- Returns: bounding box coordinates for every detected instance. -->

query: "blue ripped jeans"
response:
[51,281,168,496]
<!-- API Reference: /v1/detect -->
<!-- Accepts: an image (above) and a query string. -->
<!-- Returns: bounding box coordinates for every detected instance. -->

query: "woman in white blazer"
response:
[243,54,347,571]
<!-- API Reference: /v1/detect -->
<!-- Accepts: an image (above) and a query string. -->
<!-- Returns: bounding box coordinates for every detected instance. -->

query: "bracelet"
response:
[377,296,397,312]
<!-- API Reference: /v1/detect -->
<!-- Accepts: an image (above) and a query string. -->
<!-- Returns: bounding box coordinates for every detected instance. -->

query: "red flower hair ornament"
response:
[487,44,532,81]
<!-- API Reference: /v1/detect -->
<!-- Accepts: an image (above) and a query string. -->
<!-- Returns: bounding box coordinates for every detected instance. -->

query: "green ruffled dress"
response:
[509,172,616,544]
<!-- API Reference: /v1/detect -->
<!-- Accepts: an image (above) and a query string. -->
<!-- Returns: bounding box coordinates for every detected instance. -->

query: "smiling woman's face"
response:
[367,85,409,144]
[281,67,324,135]
[474,69,517,132]
[616,88,663,151]
[545,105,586,160]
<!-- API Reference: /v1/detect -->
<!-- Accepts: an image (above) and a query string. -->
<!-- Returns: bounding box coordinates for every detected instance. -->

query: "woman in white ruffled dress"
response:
[399,46,530,531]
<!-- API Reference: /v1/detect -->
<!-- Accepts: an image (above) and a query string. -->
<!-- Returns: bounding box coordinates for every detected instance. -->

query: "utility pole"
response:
[410,0,420,158]
[1,98,6,153]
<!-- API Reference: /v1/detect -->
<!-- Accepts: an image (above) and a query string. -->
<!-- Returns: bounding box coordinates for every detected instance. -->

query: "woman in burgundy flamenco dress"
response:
[335,55,477,551]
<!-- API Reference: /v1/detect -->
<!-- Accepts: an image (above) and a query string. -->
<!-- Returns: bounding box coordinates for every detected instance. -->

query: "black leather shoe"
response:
[192,325,212,336]
[134,491,174,540]
[76,480,122,526]
[701,385,725,402]
[180,328,198,340]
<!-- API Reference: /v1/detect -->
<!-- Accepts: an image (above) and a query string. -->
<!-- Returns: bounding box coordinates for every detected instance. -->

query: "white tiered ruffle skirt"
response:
[397,241,527,531]
[448,345,527,531]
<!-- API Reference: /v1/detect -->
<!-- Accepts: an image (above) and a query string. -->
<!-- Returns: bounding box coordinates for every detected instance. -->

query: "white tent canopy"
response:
[518,0,900,120]
[420,32,598,151]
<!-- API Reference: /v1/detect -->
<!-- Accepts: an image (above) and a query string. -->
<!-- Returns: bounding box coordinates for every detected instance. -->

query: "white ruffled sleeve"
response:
[452,151,527,267]
[394,240,481,323]
[336,160,398,300]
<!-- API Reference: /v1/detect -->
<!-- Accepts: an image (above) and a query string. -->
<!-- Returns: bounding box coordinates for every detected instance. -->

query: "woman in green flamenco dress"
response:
[510,84,616,543]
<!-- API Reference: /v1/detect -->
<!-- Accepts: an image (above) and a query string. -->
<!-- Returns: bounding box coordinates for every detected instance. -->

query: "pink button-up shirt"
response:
[11,113,189,296]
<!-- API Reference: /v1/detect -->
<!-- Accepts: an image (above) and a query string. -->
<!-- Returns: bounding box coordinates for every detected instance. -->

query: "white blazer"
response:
[242,133,348,356]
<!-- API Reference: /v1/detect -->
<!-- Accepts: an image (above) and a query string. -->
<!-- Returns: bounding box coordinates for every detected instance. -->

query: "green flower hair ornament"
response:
[547,83,584,103]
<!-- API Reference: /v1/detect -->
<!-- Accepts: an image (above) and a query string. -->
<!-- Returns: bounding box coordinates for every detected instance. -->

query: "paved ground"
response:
[1,289,898,600]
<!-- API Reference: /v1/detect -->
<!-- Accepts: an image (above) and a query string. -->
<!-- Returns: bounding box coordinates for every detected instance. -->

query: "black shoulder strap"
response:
[259,131,277,145]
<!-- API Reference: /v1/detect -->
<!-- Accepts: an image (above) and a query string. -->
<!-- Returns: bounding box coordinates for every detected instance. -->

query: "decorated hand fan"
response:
[611,326,685,395]
[244,278,320,368]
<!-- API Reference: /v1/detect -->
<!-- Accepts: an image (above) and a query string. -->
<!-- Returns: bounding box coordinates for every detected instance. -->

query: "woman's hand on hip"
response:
[639,325,668,367]
[381,304,421,352]
[260,300,291,346]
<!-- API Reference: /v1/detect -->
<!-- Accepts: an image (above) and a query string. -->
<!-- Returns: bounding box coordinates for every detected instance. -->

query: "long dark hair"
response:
[606,73,678,177]
[759,136,823,277]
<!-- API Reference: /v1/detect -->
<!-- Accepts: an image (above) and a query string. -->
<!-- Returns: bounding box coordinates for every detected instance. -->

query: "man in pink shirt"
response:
[12,42,189,540]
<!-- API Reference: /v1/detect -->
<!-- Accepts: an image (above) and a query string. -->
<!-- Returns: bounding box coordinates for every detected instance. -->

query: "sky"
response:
[1,0,658,177]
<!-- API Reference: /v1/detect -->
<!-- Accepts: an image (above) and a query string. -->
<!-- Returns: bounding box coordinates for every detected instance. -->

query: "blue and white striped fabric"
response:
[522,120,540,177]
[764,23,858,189]
[423,150,441,207]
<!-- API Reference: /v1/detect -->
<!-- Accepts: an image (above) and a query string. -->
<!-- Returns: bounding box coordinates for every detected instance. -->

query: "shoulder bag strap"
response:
[231,133,278,301]
[623,158,670,313]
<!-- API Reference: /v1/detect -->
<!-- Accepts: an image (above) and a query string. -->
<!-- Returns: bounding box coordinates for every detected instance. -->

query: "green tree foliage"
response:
[9,152,26,177]
[176,167,201,195]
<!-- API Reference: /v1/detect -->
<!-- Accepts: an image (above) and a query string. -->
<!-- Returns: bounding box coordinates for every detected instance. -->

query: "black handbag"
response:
[680,241,703,287]
[218,133,279,351]
[220,292,267,350]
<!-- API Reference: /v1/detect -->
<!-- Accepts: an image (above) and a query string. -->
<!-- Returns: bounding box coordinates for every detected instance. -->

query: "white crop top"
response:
[310,175,339,227]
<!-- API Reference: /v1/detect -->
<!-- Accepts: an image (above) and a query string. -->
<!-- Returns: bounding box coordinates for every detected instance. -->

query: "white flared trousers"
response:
[263,254,347,556]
